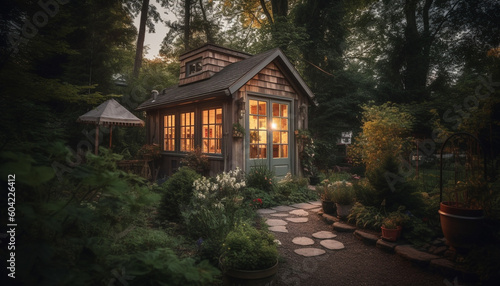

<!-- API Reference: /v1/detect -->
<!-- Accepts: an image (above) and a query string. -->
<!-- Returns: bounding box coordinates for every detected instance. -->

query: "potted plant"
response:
[439,179,487,250]
[317,180,336,215]
[380,206,409,242]
[220,223,279,285]
[330,180,355,219]
[232,122,245,138]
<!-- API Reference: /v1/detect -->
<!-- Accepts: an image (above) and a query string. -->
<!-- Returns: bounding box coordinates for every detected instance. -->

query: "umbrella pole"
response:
[109,125,113,149]
[95,125,99,155]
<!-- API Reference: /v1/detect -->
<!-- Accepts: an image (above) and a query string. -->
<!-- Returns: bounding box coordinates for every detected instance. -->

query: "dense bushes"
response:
[157,167,201,222]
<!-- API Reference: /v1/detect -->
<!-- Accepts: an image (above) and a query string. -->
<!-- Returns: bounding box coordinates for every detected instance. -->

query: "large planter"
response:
[222,261,278,286]
[322,200,336,215]
[381,226,402,242]
[335,203,353,219]
[438,202,485,250]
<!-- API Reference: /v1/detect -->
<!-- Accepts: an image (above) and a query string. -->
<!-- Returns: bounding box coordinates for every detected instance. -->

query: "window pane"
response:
[258,101,267,115]
[164,115,175,151]
[281,118,288,130]
[273,103,279,116]
[201,107,223,154]
[250,100,258,114]
[281,104,288,117]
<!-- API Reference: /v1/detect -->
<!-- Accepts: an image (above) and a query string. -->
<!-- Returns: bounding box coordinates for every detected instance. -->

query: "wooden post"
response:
[95,125,99,155]
[109,125,113,149]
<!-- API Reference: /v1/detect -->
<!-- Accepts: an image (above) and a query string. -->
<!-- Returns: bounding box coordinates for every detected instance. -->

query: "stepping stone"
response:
[320,239,345,250]
[294,248,326,257]
[290,202,318,210]
[292,237,315,246]
[289,209,309,216]
[257,209,276,215]
[272,205,296,212]
[308,201,322,206]
[270,213,289,217]
[322,213,339,224]
[333,222,356,232]
[269,226,288,233]
[310,207,322,213]
[312,231,337,239]
[286,217,309,223]
[265,219,287,226]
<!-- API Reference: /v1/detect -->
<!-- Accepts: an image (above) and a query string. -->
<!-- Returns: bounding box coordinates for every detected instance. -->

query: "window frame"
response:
[202,107,223,154]
[186,57,203,77]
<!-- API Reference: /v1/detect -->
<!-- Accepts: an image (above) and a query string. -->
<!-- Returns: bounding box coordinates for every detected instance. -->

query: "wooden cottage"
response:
[136,44,315,177]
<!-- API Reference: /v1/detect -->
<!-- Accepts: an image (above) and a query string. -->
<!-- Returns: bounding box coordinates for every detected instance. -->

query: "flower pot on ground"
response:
[317,183,337,215]
[381,218,402,242]
[439,201,484,251]
[220,223,279,286]
[329,180,355,219]
[321,200,336,215]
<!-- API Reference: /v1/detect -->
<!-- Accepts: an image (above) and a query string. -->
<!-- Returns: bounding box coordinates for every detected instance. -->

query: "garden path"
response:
[257,202,461,286]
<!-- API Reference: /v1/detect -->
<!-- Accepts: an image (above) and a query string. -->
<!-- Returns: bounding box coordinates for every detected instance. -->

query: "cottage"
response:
[137,44,315,177]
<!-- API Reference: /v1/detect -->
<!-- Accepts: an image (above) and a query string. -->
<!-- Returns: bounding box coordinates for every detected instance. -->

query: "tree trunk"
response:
[184,0,191,51]
[133,0,150,78]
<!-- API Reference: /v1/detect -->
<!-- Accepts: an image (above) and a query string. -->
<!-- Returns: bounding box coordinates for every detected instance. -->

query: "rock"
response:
[265,219,287,226]
[289,209,309,216]
[395,245,440,267]
[333,222,356,232]
[312,231,337,239]
[322,213,339,224]
[272,205,296,212]
[286,217,309,223]
[268,226,288,233]
[430,258,460,277]
[320,239,345,250]
[354,230,379,245]
[376,239,397,253]
[294,248,326,257]
[270,213,289,217]
[257,209,277,215]
[290,202,318,209]
[432,246,448,255]
[292,237,315,246]
[308,201,322,206]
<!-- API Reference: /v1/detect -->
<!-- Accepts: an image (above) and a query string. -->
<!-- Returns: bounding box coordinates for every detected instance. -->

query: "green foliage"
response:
[328,181,355,205]
[295,129,317,177]
[246,164,276,193]
[221,223,278,271]
[180,147,210,175]
[349,102,414,173]
[107,248,220,286]
[182,168,250,262]
[158,167,201,222]
[347,203,385,231]
[109,227,179,255]
[353,178,379,207]
[243,187,277,208]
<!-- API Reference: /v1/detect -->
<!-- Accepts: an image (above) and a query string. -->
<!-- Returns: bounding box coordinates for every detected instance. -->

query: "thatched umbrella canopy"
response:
[77,99,145,154]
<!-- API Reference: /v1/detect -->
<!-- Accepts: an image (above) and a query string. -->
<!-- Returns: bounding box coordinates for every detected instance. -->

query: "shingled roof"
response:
[136,48,315,111]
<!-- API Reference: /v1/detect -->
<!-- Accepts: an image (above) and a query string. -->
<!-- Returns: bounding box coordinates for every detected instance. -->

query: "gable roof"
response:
[136,48,315,111]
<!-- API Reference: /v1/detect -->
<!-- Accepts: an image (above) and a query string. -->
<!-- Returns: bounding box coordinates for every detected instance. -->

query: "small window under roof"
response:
[186,58,202,76]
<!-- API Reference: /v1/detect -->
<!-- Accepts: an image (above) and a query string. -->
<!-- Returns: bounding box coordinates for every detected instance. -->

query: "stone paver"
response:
[290,202,318,209]
[333,222,356,232]
[292,237,315,246]
[286,217,309,223]
[257,208,276,215]
[294,248,326,257]
[266,219,288,226]
[270,213,289,217]
[308,201,322,206]
[289,209,309,216]
[312,231,337,239]
[272,205,297,212]
[321,213,339,224]
[376,238,397,253]
[269,226,288,233]
[395,245,440,266]
[354,230,379,245]
[320,239,345,250]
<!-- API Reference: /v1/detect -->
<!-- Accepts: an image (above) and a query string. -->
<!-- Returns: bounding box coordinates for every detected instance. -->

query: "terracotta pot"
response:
[381,226,402,242]
[322,200,336,215]
[335,203,353,219]
[439,202,484,250]
[222,261,278,286]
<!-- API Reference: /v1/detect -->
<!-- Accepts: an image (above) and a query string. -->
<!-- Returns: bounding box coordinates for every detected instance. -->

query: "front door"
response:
[247,98,291,177]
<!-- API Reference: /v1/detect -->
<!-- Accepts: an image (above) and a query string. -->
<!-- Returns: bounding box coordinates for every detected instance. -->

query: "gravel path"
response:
[259,203,453,286]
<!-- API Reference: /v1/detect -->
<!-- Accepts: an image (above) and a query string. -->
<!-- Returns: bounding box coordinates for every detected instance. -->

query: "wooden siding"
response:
[179,49,247,86]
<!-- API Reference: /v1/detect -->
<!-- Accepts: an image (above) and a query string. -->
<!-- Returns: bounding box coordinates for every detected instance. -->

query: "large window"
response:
[202,108,222,154]
[180,112,195,152]
[249,100,267,159]
[272,103,288,158]
[164,114,175,151]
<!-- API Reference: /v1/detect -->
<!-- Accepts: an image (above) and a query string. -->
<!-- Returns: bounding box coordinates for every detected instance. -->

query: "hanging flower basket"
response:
[232,122,245,138]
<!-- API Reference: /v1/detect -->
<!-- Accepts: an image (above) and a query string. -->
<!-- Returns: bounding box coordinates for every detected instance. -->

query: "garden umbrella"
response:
[77,98,145,154]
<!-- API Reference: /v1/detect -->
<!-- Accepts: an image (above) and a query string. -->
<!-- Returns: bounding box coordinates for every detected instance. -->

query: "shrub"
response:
[243,187,276,208]
[353,178,379,206]
[158,167,201,222]
[347,203,385,230]
[180,147,210,175]
[221,223,278,271]
[246,164,275,193]
[329,181,355,205]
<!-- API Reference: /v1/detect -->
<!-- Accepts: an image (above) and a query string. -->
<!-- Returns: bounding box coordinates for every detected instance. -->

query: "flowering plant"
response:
[327,180,355,205]
[220,223,278,271]
[295,129,317,177]
[249,198,263,209]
